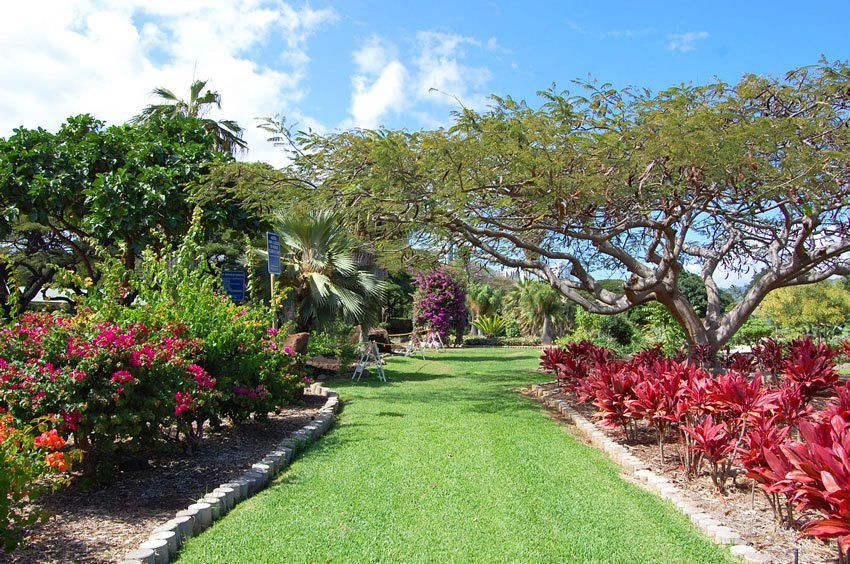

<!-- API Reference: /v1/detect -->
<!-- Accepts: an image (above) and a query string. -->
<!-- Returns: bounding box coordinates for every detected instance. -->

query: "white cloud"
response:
[345,30,493,129]
[0,0,338,167]
[349,61,408,129]
[667,31,710,53]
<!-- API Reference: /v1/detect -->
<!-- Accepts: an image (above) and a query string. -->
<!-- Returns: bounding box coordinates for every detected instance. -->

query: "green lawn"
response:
[178,348,731,563]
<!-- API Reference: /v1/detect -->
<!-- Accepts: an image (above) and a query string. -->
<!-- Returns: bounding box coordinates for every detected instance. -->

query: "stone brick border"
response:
[529,383,773,563]
[118,384,340,564]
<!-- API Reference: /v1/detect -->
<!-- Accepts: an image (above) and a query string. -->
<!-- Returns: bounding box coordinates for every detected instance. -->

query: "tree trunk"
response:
[541,314,553,345]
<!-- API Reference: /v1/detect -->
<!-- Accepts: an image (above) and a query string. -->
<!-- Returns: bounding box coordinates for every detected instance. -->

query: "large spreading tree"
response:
[279,60,850,355]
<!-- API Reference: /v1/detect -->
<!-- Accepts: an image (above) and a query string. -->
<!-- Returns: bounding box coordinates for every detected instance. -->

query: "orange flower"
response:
[45,451,68,472]
[34,429,65,451]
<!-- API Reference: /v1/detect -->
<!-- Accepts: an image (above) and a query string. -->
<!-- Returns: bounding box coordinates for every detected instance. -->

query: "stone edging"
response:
[529,383,773,564]
[118,384,341,564]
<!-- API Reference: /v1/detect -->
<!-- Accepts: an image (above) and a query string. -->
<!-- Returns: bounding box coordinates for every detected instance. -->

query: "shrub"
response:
[472,315,509,338]
[412,268,467,344]
[0,414,74,551]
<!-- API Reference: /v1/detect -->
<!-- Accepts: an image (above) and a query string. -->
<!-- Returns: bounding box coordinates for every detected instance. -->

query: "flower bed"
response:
[539,339,850,563]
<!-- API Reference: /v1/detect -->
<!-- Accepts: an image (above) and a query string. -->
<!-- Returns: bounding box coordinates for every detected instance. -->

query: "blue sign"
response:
[266,232,281,274]
[221,270,246,302]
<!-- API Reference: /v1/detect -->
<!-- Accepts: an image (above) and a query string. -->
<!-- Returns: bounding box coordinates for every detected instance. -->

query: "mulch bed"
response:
[8,394,327,564]
[523,382,840,564]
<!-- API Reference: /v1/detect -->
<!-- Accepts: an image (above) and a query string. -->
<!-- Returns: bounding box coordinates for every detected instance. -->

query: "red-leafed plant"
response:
[586,363,640,440]
[752,338,784,383]
[783,415,850,562]
[539,347,567,374]
[626,362,682,461]
[738,414,795,526]
[782,338,839,401]
[683,415,738,494]
[724,351,757,374]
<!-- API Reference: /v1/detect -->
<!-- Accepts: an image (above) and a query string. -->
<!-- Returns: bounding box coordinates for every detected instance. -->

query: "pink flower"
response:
[283,346,294,356]
[111,370,133,384]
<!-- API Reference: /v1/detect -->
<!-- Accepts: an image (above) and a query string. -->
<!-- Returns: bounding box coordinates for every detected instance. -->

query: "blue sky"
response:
[1,1,848,167]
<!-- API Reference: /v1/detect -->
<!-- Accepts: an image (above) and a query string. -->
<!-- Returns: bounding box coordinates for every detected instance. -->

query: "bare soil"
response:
[6,394,327,564]
[525,382,840,564]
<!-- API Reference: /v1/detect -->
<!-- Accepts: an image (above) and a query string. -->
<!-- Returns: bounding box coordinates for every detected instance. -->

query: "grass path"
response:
[178,349,731,563]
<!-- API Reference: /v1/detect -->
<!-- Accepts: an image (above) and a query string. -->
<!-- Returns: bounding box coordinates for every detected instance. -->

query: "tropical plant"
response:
[264,210,387,333]
[133,79,247,154]
[504,279,565,344]
[471,315,509,338]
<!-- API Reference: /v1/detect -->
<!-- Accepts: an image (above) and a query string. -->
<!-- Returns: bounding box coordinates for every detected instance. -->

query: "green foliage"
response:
[758,280,850,335]
[0,416,74,552]
[133,79,247,154]
[467,282,503,317]
[0,113,234,315]
[471,315,509,338]
[503,279,567,342]
[728,317,775,346]
[306,321,357,366]
[263,209,387,333]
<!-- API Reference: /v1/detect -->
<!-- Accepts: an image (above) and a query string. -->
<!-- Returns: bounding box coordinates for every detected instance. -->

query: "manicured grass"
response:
[178,348,732,563]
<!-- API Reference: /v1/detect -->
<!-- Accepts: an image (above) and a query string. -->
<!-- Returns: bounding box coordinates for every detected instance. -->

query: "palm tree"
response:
[133,79,247,155]
[467,282,503,336]
[261,210,386,333]
[504,279,565,344]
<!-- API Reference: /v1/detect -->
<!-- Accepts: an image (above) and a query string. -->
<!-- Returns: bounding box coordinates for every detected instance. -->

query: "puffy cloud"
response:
[667,31,710,53]
[345,30,492,129]
[0,0,337,167]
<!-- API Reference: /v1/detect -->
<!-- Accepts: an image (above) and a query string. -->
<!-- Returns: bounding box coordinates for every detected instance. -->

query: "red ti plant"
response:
[587,362,640,440]
[554,355,589,393]
[783,415,850,562]
[782,338,839,402]
[738,414,795,526]
[539,347,567,375]
[724,351,757,374]
[625,361,683,462]
[683,415,738,494]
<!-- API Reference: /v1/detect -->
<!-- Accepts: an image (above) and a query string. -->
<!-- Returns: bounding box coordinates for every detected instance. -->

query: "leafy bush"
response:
[1,414,74,551]
[472,315,509,338]
[501,336,541,346]
[463,337,501,347]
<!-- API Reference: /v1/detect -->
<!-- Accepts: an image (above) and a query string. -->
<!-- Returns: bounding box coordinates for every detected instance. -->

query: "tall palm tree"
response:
[504,279,565,344]
[133,79,247,155]
[261,210,386,333]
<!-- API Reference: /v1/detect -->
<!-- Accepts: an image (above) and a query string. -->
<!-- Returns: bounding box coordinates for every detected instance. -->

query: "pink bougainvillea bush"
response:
[0,307,302,476]
[540,338,850,561]
[412,267,467,343]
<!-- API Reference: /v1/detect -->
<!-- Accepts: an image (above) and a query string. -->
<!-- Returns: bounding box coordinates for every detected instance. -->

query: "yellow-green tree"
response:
[758,281,850,336]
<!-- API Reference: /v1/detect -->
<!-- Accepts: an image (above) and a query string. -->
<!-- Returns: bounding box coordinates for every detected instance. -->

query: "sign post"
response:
[267,232,281,330]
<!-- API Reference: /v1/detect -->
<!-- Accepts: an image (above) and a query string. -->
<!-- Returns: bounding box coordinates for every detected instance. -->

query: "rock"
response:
[282,332,310,355]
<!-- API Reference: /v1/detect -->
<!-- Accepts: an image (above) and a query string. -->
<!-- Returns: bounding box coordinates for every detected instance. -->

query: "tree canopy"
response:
[0,114,233,314]
[278,60,850,354]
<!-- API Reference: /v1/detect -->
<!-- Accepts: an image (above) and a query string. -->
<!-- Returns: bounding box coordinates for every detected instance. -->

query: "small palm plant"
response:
[259,210,386,334]
[471,315,509,338]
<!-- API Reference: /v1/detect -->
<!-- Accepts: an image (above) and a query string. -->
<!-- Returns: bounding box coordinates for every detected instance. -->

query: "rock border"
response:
[528,383,772,563]
[118,384,340,564]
